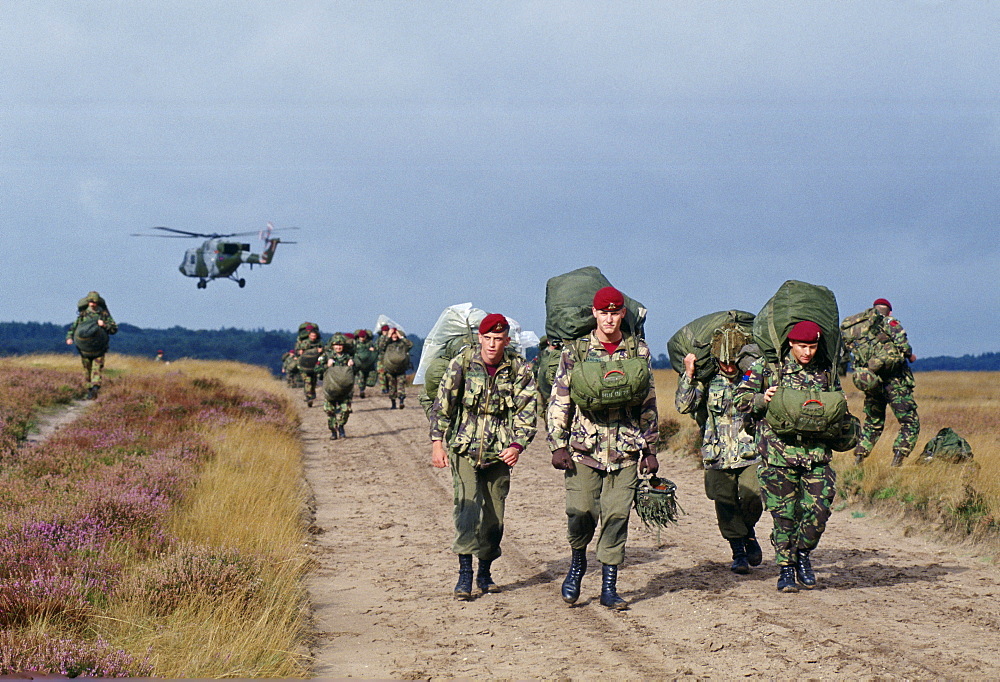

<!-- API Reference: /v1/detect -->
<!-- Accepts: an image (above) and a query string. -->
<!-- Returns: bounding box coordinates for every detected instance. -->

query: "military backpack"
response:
[567,334,651,411]
[73,317,110,359]
[383,343,411,375]
[919,427,973,464]
[765,387,850,441]
[323,364,355,402]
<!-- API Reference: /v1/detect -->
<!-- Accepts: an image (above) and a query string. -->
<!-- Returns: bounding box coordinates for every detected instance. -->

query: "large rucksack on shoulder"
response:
[74,317,110,359]
[754,280,842,377]
[544,266,646,341]
[298,322,320,341]
[841,308,904,374]
[567,335,651,411]
[668,310,755,382]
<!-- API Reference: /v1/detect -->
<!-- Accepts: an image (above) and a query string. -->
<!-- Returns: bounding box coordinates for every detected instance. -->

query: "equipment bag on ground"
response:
[920,427,973,463]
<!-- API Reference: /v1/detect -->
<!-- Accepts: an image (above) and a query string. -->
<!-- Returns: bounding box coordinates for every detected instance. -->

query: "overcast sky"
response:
[4,1,998,357]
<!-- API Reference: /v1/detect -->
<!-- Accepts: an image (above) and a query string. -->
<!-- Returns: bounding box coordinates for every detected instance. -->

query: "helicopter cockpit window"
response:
[222,243,240,255]
[189,254,196,265]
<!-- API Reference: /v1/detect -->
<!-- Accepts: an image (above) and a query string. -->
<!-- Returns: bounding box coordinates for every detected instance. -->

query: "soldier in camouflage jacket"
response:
[850,298,920,467]
[65,291,118,399]
[547,287,658,610]
[430,314,537,600]
[675,324,764,575]
[323,335,354,440]
[295,330,324,405]
[733,320,854,593]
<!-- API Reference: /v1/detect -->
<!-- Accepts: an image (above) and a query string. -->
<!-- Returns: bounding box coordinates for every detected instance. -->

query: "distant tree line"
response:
[911,353,1000,372]
[0,322,424,376]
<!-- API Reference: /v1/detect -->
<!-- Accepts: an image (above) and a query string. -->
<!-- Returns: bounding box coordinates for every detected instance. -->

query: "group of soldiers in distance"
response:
[280,323,413,440]
[63,287,918,605]
[415,288,919,605]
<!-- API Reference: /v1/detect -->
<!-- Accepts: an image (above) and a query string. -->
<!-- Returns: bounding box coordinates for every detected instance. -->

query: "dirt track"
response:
[299,386,1000,679]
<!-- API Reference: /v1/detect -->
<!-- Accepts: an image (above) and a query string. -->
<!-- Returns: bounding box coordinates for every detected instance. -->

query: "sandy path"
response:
[299,386,1000,679]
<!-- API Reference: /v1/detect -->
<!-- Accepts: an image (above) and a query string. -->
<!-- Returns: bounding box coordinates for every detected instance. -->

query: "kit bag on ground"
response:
[383,344,411,375]
[920,427,973,463]
[298,347,323,372]
[73,318,110,359]
[667,310,755,382]
[567,335,651,411]
[323,365,355,401]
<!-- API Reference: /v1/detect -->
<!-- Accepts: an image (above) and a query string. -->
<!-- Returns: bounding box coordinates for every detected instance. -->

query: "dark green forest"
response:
[2,322,994,374]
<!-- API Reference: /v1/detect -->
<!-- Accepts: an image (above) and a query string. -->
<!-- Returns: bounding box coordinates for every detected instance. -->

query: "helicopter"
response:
[131,222,298,288]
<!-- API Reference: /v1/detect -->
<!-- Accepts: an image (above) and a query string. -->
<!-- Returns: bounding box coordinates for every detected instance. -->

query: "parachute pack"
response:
[920,427,973,464]
[73,318,110,359]
[566,334,651,411]
[753,280,842,377]
[667,310,755,382]
[297,322,320,341]
[841,308,905,376]
[323,365,355,402]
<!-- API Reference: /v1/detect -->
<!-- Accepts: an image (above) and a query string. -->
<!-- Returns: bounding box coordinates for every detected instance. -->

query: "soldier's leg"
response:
[737,464,764,531]
[797,463,837,553]
[80,355,92,384]
[565,464,602,551]
[888,384,920,460]
[450,454,484,556]
[705,468,748,540]
[476,462,511,562]
[856,391,888,458]
[758,463,802,566]
[594,464,638,566]
[91,355,105,387]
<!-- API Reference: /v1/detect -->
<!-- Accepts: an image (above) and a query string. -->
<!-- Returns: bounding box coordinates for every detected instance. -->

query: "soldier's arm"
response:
[674,373,706,415]
[429,356,464,442]
[637,343,659,454]
[510,363,539,448]
[103,312,118,335]
[887,318,913,359]
[733,360,768,415]
[545,349,574,451]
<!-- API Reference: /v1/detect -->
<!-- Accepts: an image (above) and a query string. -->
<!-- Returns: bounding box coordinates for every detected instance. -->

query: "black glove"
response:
[551,447,575,471]
[639,453,659,475]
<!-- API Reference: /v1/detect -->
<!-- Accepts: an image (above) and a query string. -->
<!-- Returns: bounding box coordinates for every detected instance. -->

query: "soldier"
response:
[675,325,763,574]
[380,327,413,409]
[352,329,378,399]
[65,291,118,400]
[296,328,325,407]
[850,298,920,468]
[733,320,854,593]
[430,313,538,600]
[376,324,391,393]
[323,334,355,440]
[548,287,658,611]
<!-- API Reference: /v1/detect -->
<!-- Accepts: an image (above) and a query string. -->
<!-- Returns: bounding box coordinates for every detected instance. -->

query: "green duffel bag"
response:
[354,344,378,371]
[754,280,842,373]
[298,347,323,372]
[568,337,650,411]
[323,365,355,401]
[765,387,848,438]
[383,345,410,375]
[667,310,755,382]
[544,266,646,341]
[920,427,973,464]
[423,356,451,404]
[74,318,109,359]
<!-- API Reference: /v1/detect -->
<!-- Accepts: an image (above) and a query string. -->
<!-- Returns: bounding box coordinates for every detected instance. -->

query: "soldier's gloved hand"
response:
[551,447,575,471]
[639,452,659,475]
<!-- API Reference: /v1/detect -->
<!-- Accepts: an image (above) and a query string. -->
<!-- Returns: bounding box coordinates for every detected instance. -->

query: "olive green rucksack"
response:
[383,344,411,375]
[298,347,323,371]
[920,427,973,464]
[841,308,904,375]
[567,335,651,411]
[765,387,849,440]
[74,317,110,359]
[668,310,755,382]
[754,280,842,378]
[423,333,477,404]
[323,364,355,401]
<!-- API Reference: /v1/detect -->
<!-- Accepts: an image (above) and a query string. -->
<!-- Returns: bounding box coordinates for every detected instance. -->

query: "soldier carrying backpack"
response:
[66,291,118,400]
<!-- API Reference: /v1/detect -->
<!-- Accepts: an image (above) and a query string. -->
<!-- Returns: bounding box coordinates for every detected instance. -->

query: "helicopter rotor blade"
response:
[150,226,212,238]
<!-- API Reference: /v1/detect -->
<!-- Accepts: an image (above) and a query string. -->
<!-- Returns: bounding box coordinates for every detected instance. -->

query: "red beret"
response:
[873,298,892,311]
[479,313,510,335]
[787,320,822,343]
[593,286,625,312]
[381,325,390,332]
[345,333,354,339]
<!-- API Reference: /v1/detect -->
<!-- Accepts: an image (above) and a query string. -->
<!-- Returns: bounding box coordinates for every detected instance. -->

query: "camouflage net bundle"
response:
[634,476,684,530]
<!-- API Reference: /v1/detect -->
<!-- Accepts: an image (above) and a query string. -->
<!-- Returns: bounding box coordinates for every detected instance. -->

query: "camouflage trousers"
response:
[450,454,510,561]
[381,372,407,400]
[704,465,763,541]
[758,462,836,566]
[80,354,105,387]
[565,463,638,566]
[324,397,352,429]
[302,370,319,401]
[857,380,920,459]
[355,368,377,394]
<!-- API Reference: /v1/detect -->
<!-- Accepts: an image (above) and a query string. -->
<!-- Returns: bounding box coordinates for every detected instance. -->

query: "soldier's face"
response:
[790,341,819,365]
[592,307,625,337]
[309,332,319,341]
[478,332,509,365]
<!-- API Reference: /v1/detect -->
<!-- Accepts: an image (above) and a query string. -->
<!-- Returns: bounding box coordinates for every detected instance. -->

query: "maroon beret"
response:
[873,298,892,311]
[479,313,510,335]
[381,325,390,332]
[787,320,822,343]
[593,286,625,312]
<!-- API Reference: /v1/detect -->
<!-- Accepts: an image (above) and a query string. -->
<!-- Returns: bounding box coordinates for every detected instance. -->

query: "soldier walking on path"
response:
[734,321,858,593]
[844,298,920,468]
[380,327,413,409]
[296,328,325,407]
[352,329,378,399]
[66,291,118,400]
[323,334,355,440]
[675,324,764,575]
[547,287,659,611]
[430,314,538,600]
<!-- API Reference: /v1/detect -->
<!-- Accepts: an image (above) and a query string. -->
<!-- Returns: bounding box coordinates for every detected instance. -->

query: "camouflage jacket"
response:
[430,348,538,467]
[675,373,760,470]
[546,333,658,471]
[326,350,353,368]
[844,312,914,386]
[67,308,118,339]
[733,357,836,467]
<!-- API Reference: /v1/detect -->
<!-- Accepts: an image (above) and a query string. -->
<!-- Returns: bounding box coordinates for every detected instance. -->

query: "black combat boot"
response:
[777,565,799,593]
[338,426,346,439]
[86,385,97,400]
[454,554,473,600]
[599,564,628,610]
[729,539,750,574]
[358,389,366,399]
[796,550,816,589]
[476,559,500,594]
[561,548,587,604]
[891,451,906,468]
[390,398,397,410]
[329,429,338,441]
[744,534,763,567]
[398,396,405,409]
